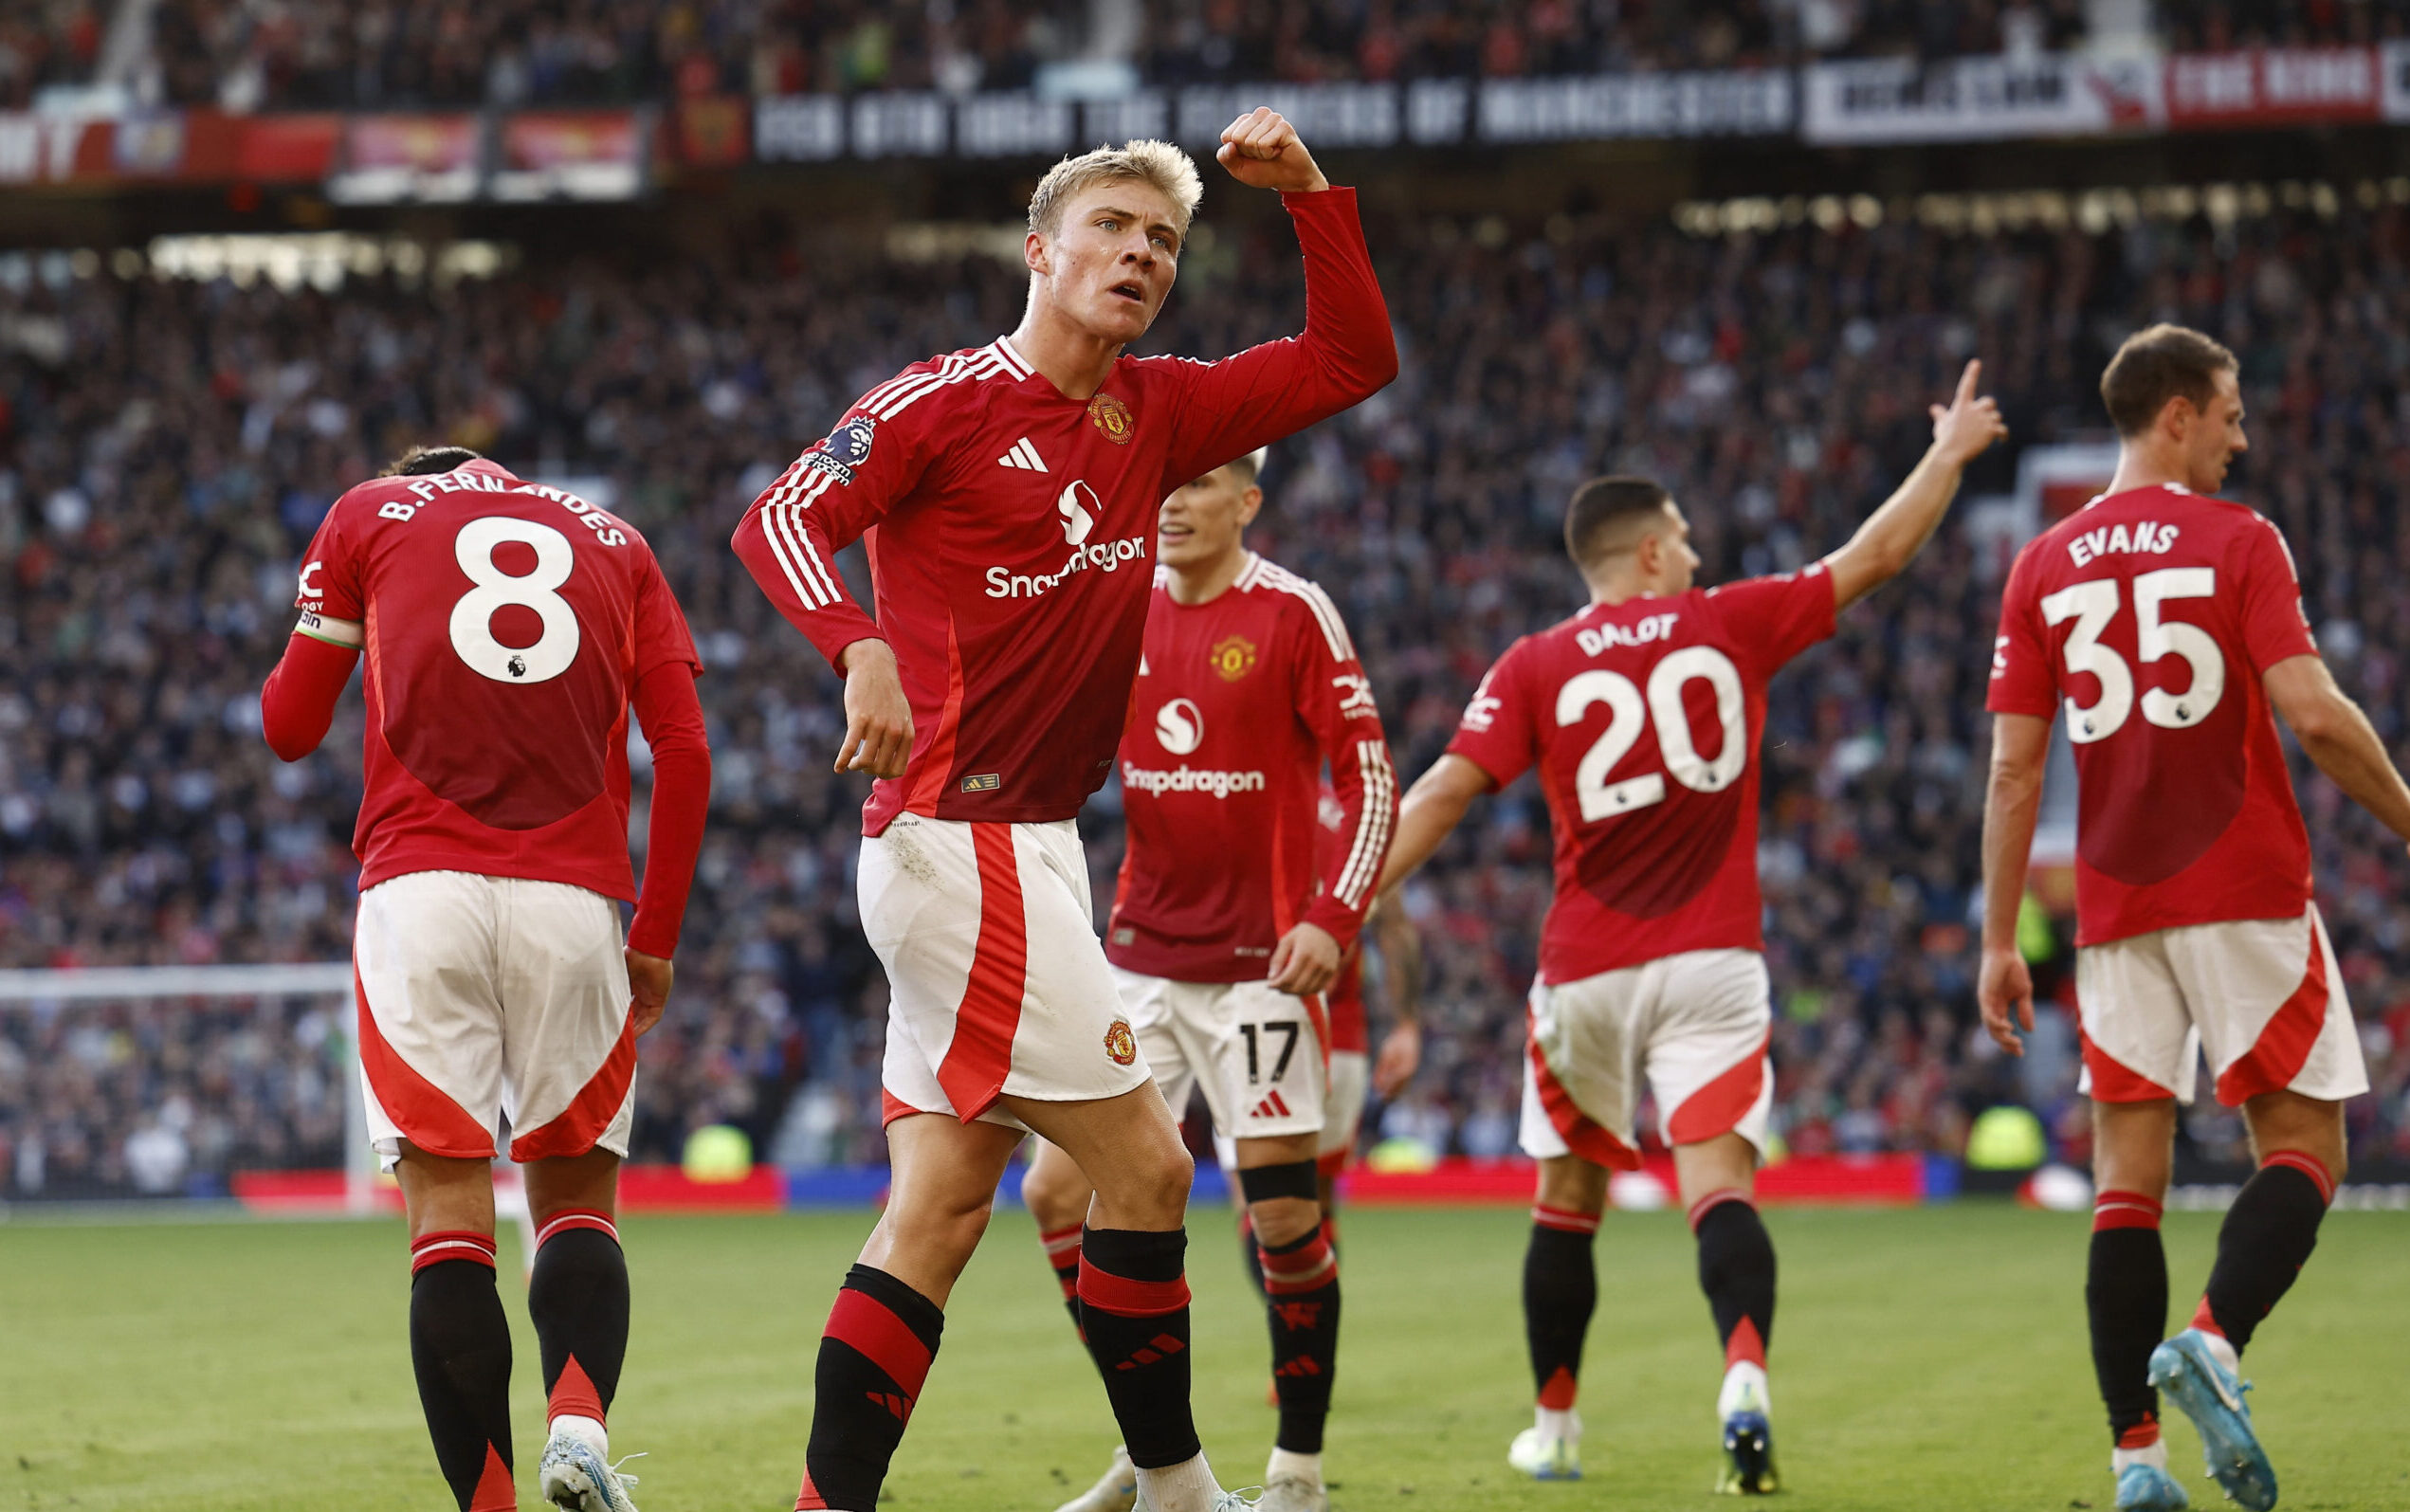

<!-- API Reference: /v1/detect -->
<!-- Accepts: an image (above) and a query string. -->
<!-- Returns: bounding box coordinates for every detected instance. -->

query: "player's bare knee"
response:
[1097,1142,1193,1226]
[1020,1157,1091,1232]
[1536,1155,1609,1215]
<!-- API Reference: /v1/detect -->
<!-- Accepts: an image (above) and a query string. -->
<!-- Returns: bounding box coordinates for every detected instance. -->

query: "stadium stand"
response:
[4,182,2409,1199]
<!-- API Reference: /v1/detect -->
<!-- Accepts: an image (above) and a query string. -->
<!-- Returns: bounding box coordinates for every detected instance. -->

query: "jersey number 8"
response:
[2038,569,2223,743]
[448,517,582,685]
[1556,647,1747,823]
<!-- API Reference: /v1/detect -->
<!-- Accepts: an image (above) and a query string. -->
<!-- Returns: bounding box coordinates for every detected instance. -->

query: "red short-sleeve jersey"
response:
[1986,484,2317,945]
[1105,555,1397,983]
[297,461,701,900]
[1446,567,1835,986]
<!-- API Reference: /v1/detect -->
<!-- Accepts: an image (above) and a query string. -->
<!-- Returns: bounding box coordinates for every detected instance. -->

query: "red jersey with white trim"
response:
[295,461,702,900]
[733,189,1396,835]
[1986,484,2317,946]
[1106,555,1397,983]
[1446,569,1835,986]
[1316,783,1370,1052]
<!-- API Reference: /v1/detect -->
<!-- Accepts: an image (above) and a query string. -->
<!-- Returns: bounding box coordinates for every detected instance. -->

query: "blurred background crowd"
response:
[6,170,2410,1198]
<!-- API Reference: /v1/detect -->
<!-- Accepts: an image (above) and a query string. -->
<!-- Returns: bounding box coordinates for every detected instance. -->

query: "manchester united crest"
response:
[1209,634,1258,682]
[1104,1018,1139,1066]
[1087,393,1135,444]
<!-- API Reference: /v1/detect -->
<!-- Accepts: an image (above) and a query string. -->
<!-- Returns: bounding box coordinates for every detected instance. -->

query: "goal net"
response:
[0,962,374,1211]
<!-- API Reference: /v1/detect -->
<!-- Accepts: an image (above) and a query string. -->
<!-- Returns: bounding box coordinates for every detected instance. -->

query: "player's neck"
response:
[1587,573,1667,608]
[2104,446,2195,500]
[1166,545,1249,605]
[1008,303,1124,401]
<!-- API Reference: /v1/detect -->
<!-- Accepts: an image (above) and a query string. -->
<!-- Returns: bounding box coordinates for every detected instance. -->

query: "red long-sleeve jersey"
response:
[1105,555,1397,983]
[262,460,711,956]
[732,187,1396,835]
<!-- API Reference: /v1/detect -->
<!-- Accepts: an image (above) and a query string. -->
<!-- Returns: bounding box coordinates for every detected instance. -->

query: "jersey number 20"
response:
[1556,647,1747,823]
[449,518,582,684]
[2038,569,2223,743]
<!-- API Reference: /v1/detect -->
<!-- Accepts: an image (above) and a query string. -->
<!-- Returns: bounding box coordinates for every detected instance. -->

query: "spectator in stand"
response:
[6,190,2410,1197]
[0,0,106,109]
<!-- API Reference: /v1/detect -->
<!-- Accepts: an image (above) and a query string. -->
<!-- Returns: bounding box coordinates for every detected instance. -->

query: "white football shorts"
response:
[865,815,1149,1131]
[355,870,634,1172]
[1214,1048,1365,1177]
[1518,947,1773,1169]
[1120,967,1327,1143]
[2074,902,2368,1107]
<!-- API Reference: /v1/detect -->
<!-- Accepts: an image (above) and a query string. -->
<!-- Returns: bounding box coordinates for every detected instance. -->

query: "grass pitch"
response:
[5,1202,2405,1511]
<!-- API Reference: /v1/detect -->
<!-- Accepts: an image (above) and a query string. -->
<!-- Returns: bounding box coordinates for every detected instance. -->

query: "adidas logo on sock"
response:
[1251,1089,1292,1120]
[997,437,1047,471]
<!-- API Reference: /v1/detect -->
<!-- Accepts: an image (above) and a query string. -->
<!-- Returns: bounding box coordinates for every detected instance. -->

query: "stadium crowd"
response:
[5,184,2410,1198]
[111,0,2099,113]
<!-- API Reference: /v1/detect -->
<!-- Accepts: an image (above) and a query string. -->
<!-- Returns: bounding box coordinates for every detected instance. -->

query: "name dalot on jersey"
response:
[1578,612,1680,656]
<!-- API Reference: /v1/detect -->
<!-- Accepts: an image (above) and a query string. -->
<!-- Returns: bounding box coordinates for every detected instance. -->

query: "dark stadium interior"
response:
[5,3,2410,1204]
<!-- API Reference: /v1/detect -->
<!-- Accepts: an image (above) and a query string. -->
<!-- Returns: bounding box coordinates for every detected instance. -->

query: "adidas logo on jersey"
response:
[1251,1089,1293,1120]
[997,437,1048,472]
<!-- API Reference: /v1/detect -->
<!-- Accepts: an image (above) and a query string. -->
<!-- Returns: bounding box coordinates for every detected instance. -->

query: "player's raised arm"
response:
[1158,111,1399,488]
[1821,359,2009,610]
[732,396,933,778]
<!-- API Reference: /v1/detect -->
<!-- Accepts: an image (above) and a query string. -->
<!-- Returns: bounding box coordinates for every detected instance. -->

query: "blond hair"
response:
[1027,139,1204,241]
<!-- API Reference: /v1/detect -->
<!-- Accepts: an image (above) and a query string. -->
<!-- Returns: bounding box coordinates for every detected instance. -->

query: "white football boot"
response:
[1253,1472,1327,1512]
[1508,1408,1583,1481]
[538,1429,643,1512]
[1052,1444,1138,1512]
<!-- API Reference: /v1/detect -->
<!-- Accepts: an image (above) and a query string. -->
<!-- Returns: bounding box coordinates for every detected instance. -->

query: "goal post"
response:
[0,962,371,1211]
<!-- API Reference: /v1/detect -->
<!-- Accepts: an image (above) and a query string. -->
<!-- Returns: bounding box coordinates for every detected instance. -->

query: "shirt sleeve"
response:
[2237,516,2319,672]
[1444,640,1538,791]
[1287,592,1396,950]
[1155,188,1398,491]
[630,540,704,681]
[1703,562,1837,680]
[732,375,940,669]
[1985,543,2059,718]
[294,492,367,646]
[626,660,711,959]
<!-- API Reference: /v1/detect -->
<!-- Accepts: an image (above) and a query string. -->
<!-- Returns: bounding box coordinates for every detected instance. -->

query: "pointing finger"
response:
[1956,358,1982,405]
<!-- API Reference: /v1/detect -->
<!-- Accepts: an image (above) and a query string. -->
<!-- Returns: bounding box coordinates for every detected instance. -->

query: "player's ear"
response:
[1237,487,1263,528]
[1024,229,1050,278]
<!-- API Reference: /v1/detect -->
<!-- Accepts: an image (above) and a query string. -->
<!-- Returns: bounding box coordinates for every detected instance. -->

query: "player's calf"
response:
[1243,1158,1340,1498]
[1690,1188,1779,1495]
[2089,1189,2170,1463]
[1515,1195,1598,1478]
[527,1207,635,1511]
[2195,1146,2336,1353]
[408,1229,519,1512]
[797,1265,946,1511]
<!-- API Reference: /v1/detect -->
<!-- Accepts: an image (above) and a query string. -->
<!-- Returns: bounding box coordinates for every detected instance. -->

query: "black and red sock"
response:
[2088,1188,2167,1448]
[1039,1223,1085,1332]
[796,1265,943,1511]
[1690,1190,1776,1374]
[1076,1227,1201,1470]
[2194,1151,2333,1353]
[527,1209,629,1438]
[1237,1207,1269,1300]
[408,1230,516,1512]
[1259,1224,1342,1453]
[1524,1204,1599,1411]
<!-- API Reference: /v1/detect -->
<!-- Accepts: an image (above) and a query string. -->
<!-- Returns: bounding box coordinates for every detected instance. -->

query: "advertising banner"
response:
[1479,69,1792,141]
[488,109,650,201]
[326,113,482,204]
[1802,54,2156,144]
[2165,47,2383,128]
